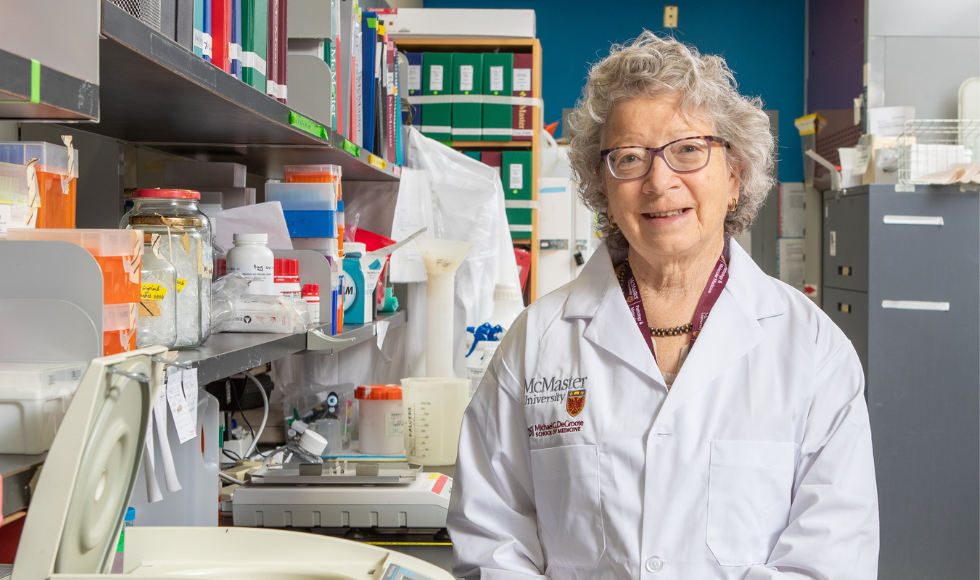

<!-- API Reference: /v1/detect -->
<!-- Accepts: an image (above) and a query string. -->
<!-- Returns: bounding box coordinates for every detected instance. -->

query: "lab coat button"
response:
[645,556,664,573]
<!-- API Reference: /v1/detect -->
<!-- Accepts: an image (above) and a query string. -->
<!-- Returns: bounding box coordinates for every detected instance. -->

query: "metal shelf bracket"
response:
[307,328,358,352]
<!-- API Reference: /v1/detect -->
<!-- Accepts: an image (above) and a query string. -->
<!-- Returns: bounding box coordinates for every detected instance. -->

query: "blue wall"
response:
[422,0,806,182]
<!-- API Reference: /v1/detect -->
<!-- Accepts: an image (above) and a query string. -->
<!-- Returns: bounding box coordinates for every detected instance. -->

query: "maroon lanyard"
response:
[618,239,731,358]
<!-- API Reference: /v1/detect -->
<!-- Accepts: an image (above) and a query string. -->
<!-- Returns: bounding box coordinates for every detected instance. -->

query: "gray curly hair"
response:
[567,31,776,248]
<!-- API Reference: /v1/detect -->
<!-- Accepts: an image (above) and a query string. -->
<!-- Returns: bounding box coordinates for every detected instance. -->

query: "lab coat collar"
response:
[562,240,788,404]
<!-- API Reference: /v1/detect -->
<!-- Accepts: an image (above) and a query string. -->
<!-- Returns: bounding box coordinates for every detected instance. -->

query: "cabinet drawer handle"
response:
[838,266,853,276]
[881,300,950,311]
[883,215,944,226]
[838,303,852,313]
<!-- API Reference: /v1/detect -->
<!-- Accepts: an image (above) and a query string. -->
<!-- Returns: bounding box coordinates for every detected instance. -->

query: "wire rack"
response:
[106,0,162,32]
[897,119,980,191]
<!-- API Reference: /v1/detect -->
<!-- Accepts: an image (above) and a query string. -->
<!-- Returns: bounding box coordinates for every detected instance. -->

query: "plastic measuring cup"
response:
[400,377,469,466]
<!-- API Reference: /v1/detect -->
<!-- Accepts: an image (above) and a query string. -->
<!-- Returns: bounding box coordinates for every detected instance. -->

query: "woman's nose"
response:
[643,153,677,194]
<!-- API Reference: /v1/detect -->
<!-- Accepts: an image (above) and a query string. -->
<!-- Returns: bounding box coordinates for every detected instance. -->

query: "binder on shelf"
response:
[503,150,532,239]
[421,52,452,141]
[451,52,483,141]
[333,0,342,133]
[230,0,243,79]
[267,0,282,98]
[464,151,481,161]
[361,11,378,155]
[193,0,211,59]
[405,52,422,129]
[352,4,362,145]
[277,0,288,103]
[481,151,502,177]
[386,38,396,162]
[212,0,232,72]
[177,0,195,52]
[327,39,336,130]
[394,49,404,165]
[482,52,513,141]
[512,53,533,141]
[242,0,268,93]
[203,0,213,62]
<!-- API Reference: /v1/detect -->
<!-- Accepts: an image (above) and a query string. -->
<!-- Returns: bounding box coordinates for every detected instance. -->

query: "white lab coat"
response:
[447,241,878,580]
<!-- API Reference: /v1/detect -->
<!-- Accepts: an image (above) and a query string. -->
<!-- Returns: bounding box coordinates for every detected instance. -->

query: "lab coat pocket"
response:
[530,444,605,568]
[706,440,796,567]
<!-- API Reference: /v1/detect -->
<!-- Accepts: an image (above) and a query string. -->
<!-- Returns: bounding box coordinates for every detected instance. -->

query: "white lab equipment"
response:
[0,361,85,454]
[264,429,328,467]
[11,347,455,580]
[233,462,452,530]
[400,377,469,466]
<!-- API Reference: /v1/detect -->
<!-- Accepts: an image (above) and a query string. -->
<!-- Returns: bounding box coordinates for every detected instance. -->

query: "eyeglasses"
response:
[600,136,730,180]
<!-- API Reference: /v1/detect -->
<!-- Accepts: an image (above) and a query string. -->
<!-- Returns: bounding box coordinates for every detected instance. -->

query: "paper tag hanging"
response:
[126,230,143,284]
[25,159,40,209]
[61,135,75,194]
[150,233,164,259]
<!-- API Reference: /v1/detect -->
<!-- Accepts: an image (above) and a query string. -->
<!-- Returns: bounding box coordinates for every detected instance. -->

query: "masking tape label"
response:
[177,278,187,293]
[141,283,168,301]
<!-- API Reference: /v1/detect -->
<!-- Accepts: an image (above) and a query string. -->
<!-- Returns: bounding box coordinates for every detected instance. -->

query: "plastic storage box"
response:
[0,160,33,238]
[8,228,142,305]
[0,361,87,454]
[0,141,78,229]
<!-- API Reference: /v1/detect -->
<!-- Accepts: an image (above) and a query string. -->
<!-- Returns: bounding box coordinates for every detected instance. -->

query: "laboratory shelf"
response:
[175,310,406,385]
[0,47,99,121]
[0,453,46,517]
[82,1,397,181]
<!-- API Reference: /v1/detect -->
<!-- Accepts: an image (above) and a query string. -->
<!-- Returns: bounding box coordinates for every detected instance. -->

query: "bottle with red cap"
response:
[303,284,320,324]
[120,188,213,349]
[273,258,303,298]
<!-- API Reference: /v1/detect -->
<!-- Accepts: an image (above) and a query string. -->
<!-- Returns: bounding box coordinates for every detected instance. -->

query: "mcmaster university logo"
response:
[566,390,586,417]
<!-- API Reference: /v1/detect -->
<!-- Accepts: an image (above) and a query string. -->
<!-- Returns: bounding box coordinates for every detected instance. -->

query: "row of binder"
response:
[405,52,535,142]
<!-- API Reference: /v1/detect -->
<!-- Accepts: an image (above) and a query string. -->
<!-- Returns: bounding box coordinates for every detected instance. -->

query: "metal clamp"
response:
[151,356,193,369]
[307,328,358,352]
[106,366,150,385]
[540,239,569,250]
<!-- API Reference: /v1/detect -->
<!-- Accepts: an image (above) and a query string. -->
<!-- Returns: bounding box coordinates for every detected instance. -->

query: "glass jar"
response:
[138,233,178,349]
[121,189,213,349]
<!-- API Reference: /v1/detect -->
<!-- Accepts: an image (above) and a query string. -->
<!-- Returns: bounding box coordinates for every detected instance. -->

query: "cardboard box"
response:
[421,52,453,141]
[503,150,532,239]
[451,53,483,140]
[483,52,513,141]
[376,8,535,38]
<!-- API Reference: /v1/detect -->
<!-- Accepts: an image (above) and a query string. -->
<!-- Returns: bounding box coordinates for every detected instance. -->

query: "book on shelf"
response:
[483,52,513,141]
[241,0,268,93]
[512,53,533,141]
[212,0,231,72]
[451,52,483,141]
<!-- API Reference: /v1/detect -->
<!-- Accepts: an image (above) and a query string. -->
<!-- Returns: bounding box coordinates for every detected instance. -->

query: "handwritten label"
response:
[459,65,473,93]
[408,64,421,92]
[289,111,328,139]
[141,283,168,301]
[182,368,199,436]
[513,68,531,92]
[166,368,196,443]
[177,278,187,293]
[429,65,443,92]
[509,163,524,191]
[25,159,39,209]
[490,66,504,93]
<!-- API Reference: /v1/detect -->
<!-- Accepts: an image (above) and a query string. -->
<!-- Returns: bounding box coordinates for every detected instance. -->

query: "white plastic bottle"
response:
[303,283,320,324]
[226,233,275,295]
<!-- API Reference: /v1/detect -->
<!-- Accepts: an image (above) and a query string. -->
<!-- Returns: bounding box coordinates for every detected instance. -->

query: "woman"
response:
[447,33,878,579]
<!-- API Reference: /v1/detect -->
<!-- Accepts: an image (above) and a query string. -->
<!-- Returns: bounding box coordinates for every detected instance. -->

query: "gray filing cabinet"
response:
[823,184,979,580]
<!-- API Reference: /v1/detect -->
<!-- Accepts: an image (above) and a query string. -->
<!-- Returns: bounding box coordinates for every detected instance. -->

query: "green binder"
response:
[451,53,483,141]
[483,52,513,141]
[241,0,268,93]
[503,151,532,239]
[421,52,453,141]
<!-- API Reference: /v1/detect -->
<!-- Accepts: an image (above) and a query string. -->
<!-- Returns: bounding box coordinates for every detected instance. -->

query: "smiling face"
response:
[601,95,740,265]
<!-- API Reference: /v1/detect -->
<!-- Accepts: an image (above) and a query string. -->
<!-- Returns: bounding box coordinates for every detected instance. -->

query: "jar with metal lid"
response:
[138,233,178,349]
[121,189,213,348]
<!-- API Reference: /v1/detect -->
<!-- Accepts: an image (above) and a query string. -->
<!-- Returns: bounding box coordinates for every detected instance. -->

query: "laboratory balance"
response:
[232,462,453,532]
[10,347,454,580]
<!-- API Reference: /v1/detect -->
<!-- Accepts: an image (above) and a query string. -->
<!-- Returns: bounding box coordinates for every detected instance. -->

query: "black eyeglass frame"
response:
[600,135,731,180]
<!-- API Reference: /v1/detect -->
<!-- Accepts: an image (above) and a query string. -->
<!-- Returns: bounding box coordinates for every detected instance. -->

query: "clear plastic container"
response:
[0,160,34,237]
[284,164,343,203]
[121,190,213,348]
[0,361,86,454]
[8,228,143,305]
[266,182,338,208]
[138,233,178,349]
[400,377,470,466]
[356,385,405,456]
[0,141,78,229]
[104,303,138,356]
[262,429,328,467]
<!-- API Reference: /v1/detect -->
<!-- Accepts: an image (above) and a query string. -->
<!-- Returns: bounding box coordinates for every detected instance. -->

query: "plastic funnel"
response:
[414,238,473,378]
